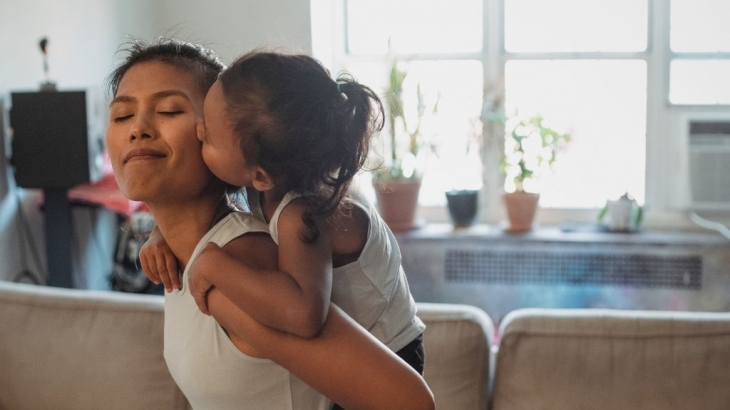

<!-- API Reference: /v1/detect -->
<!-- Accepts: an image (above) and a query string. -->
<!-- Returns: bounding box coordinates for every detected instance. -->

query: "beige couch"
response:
[9,279,728,410]
[0,281,494,410]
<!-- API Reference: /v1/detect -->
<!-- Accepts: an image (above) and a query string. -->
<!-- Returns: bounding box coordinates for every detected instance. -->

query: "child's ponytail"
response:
[321,74,384,216]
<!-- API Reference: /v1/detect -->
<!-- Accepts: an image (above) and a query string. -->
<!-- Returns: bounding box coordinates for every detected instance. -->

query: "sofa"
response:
[5,279,730,410]
[0,280,494,410]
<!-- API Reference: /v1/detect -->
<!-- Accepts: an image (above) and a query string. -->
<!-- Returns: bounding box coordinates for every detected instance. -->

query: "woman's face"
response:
[200,80,255,188]
[106,61,214,204]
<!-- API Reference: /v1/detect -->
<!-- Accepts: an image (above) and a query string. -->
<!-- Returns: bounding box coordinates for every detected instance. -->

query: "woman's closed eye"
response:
[113,114,133,123]
[158,110,184,116]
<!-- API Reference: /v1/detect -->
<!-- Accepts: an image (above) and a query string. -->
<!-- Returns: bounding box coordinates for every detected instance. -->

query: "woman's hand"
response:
[139,225,180,292]
[187,242,222,315]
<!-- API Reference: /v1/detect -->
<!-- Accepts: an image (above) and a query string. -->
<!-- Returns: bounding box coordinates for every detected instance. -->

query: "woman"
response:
[105,38,434,410]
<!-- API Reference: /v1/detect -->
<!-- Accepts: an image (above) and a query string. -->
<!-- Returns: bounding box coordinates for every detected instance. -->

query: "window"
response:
[504,0,648,207]
[341,0,485,206]
[315,0,730,223]
[669,0,730,105]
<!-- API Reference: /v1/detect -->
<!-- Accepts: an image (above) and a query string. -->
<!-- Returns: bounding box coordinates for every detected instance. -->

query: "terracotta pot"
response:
[373,179,422,232]
[503,191,540,232]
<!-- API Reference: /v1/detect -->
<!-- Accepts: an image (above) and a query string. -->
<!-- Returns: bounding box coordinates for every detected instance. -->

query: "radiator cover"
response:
[445,249,702,290]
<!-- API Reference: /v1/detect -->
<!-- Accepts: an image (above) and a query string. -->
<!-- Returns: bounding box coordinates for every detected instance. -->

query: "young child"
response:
[141,50,426,379]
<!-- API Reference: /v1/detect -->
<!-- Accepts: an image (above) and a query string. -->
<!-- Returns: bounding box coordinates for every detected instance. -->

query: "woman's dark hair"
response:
[218,50,385,242]
[105,37,225,98]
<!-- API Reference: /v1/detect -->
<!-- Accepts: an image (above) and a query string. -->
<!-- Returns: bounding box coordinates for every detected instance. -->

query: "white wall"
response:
[0,0,313,283]
[155,0,313,63]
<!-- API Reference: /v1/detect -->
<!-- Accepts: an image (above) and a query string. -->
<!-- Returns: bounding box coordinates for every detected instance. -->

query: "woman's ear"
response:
[252,168,275,192]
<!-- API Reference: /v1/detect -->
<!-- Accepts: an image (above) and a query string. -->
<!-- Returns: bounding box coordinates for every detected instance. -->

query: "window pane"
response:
[346,0,482,55]
[345,60,484,206]
[504,0,648,52]
[671,0,730,52]
[505,60,647,208]
[670,60,730,105]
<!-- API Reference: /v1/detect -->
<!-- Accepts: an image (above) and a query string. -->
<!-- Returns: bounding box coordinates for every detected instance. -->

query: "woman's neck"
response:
[146,195,232,268]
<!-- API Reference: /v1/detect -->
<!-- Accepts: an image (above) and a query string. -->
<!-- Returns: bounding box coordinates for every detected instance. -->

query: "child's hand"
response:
[188,242,221,315]
[139,226,180,292]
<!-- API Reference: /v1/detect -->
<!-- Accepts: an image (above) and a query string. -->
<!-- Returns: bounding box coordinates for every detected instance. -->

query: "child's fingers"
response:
[162,253,181,291]
[191,288,210,315]
[165,255,179,285]
[139,253,160,285]
[155,255,173,292]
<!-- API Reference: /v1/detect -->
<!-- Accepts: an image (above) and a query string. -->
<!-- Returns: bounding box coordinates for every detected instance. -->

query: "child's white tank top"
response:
[248,189,426,352]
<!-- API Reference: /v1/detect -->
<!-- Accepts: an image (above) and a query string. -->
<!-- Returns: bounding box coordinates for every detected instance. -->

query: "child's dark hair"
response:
[105,37,225,98]
[218,50,384,241]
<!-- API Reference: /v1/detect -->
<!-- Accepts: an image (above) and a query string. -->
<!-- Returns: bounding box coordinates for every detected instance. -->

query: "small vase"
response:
[503,191,540,232]
[445,189,479,228]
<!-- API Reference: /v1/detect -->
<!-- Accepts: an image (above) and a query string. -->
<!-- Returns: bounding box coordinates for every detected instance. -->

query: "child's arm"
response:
[139,225,180,292]
[190,199,332,338]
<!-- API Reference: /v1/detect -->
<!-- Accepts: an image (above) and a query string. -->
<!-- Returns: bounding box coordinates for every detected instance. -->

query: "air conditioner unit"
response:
[687,119,730,210]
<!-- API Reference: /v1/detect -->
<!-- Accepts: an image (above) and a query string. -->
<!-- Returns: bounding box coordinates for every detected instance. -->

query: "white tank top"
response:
[164,212,331,410]
[248,188,426,352]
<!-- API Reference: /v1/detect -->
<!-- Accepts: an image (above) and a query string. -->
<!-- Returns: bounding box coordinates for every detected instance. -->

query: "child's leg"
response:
[330,334,425,410]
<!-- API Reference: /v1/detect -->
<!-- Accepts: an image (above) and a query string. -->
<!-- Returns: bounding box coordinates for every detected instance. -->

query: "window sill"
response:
[416,204,730,234]
[395,222,729,247]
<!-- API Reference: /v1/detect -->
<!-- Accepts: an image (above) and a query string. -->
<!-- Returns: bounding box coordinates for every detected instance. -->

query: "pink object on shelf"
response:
[68,172,144,217]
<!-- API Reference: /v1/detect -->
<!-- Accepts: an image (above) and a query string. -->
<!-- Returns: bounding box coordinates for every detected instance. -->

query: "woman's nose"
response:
[130,115,154,141]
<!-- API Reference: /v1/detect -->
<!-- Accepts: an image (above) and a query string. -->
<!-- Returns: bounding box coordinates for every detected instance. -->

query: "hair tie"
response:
[336,82,342,93]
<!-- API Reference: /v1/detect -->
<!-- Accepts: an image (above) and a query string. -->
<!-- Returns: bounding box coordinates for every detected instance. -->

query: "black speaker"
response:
[9,90,105,189]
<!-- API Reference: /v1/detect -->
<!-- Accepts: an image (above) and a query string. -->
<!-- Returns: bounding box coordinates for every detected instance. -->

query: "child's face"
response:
[200,80,256,188]
[106,61,214,203]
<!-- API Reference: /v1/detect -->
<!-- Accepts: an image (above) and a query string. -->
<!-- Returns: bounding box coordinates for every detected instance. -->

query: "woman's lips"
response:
[123,148,166,163]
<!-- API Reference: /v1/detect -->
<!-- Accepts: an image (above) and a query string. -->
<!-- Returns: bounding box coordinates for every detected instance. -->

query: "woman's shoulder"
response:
[217,212,278,270]
[207,211,269,245]
[226,211,270,232]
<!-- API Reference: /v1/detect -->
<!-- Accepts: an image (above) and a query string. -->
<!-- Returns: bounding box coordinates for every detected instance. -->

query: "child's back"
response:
[248,186,425,353]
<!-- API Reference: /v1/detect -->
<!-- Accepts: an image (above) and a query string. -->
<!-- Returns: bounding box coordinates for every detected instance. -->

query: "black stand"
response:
[43,189,74,288]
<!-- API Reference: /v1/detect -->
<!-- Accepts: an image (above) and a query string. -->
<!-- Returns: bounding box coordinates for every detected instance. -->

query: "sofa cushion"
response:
[493,308,730,410]
[418,302,494,410]
[0,281,189,410]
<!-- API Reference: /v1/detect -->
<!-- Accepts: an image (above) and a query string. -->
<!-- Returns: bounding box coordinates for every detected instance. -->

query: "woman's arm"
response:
[207,290,434,410]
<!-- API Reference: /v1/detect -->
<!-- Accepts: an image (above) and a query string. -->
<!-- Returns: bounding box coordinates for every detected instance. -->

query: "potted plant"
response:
[501,114,571,232]
[372,56,437,232]
[597,192,643,232]
[444,116,484,229]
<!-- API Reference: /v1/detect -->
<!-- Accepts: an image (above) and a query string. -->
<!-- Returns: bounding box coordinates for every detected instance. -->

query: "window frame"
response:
[667,0,730,107]
[320,0,730,228]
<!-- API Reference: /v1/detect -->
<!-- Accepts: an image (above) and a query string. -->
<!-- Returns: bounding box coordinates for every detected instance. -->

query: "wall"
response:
[0,0,130,285]
[155,0,313,63]
[0,0,313,285]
